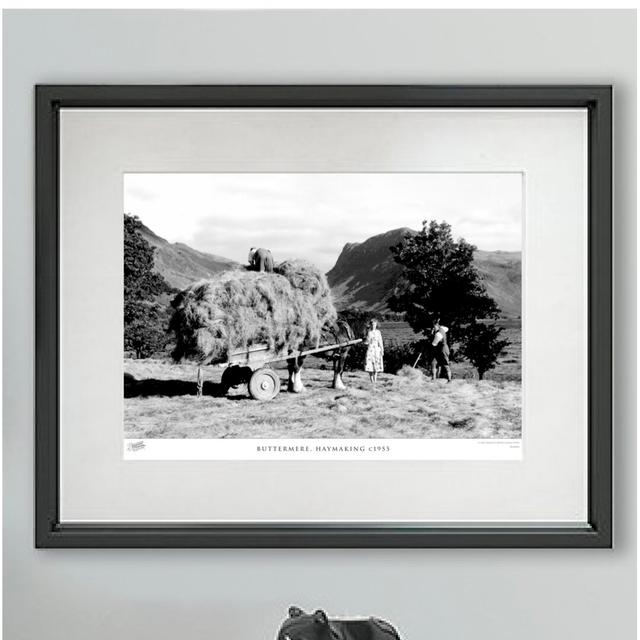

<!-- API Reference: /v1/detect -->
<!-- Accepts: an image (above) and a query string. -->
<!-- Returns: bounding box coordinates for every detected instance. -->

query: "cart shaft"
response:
[214,338,362,369]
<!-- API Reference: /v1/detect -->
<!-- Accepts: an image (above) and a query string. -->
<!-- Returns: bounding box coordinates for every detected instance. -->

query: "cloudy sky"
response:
[125,173,522,272]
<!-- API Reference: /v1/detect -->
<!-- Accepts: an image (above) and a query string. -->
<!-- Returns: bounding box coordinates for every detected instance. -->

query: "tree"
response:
[458,321,509,379]
[389,221,500,338]
[124,214,168,300]
[125,301,170,359]
[124,214,170,358]
[390,220,509,379]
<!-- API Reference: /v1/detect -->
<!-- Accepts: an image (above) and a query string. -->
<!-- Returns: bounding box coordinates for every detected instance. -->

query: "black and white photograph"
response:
[5,11,628,640]
[123,172,522,458]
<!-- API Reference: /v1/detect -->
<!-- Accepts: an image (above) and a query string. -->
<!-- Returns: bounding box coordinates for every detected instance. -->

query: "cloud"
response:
[125,173,522,271]
[125,182,159,204]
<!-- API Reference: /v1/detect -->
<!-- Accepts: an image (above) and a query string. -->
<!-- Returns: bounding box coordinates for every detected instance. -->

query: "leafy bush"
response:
[341,337,431,375]
[124,300,171,359]
[383,340,424,374]
[458,321,509,379]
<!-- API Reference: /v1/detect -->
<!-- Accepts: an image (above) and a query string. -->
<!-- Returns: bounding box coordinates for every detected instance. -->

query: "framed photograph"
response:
[36,85,612,548]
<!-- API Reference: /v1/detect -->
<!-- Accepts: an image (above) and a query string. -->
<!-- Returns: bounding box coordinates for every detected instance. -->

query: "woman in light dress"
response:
[364,318,384,384]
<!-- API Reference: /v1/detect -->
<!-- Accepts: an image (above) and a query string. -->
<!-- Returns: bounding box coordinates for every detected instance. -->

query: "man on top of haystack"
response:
[248,247,274,273]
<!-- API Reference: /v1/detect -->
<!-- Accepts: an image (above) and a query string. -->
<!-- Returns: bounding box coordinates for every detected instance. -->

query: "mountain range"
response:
[143,224,521,318]
[139,222,239,290]
[326,227,521,317]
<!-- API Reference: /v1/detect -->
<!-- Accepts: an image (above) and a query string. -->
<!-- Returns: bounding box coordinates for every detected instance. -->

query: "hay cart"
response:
[198,338,362,401]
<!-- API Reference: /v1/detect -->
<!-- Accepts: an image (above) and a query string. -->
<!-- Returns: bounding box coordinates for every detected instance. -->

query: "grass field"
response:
[124,359,521,440]
[378,318,521,382]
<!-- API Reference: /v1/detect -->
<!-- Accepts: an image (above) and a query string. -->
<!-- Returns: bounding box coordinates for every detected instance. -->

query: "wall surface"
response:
[3,10,636,640]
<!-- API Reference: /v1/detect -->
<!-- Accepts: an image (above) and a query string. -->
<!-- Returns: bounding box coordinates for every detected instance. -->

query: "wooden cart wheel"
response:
[221,366,252,391]
[248,368,281,401]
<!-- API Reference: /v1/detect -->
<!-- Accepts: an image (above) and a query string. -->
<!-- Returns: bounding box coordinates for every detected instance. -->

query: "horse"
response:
[286,319,356,393]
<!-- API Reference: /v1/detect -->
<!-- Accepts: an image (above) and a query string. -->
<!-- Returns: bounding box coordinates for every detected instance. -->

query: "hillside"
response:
[139,223,239,289]
[326,228,411,312]
[137,222,521,316]
[326,228,521,317]
[473,249,522,318]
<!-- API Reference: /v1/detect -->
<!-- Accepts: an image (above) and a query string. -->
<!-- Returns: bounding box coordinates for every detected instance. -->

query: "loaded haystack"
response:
[169,260,336,364]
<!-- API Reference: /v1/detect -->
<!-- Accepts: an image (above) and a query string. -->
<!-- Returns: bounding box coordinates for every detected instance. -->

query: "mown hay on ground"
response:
[124,359,522,440]
[169,260,337,364]
[395,365,427,384]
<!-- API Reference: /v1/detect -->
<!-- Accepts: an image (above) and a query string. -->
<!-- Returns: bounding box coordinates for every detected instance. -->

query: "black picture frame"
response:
[35,85,612,548]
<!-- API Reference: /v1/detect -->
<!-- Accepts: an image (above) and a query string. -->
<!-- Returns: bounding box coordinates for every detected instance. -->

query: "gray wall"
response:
[3,10,636,640]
